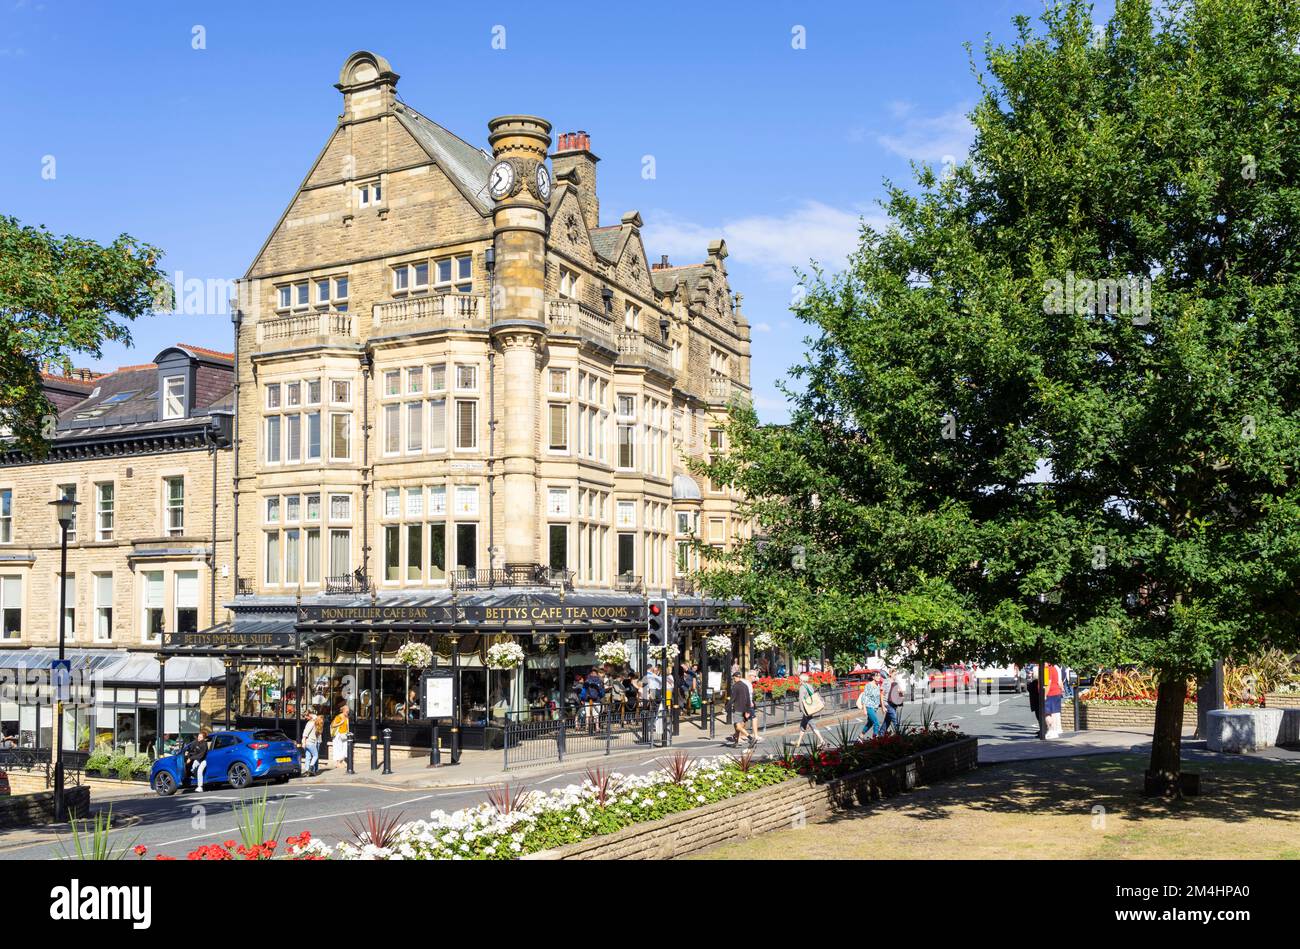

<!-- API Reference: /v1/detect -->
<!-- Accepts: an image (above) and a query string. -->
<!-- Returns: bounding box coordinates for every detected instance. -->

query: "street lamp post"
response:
[49,491,80,823]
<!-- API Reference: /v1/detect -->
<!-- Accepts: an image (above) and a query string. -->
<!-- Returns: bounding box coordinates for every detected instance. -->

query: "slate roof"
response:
[589,226,622,261]
[394,105,495,215]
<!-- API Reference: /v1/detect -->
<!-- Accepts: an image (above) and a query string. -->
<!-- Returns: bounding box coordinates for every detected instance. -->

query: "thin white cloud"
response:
[643,201,884,282]
[752,321,772,333]
[877,105,974,164]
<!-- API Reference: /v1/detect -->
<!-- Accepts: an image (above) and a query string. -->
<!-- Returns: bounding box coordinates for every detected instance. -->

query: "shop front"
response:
[163,591,657,754]
[0,648,222,756]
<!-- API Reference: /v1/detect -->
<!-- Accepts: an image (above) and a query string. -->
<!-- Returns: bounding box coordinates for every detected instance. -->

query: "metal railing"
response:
[373,293,486,332]
[235,576,255,596]
[0,748,88,788]
[325,571,373,595]
[613,573,643,594]
[502,701,660,770]
[449,563,572,592]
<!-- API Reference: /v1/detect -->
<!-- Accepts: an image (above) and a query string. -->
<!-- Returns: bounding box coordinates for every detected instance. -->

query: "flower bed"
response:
[753,671,836,699]
[780,723,963,782]
[281,726,965,860]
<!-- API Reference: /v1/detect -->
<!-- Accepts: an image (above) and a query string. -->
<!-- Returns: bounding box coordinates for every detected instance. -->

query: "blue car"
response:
[150,730,301,796]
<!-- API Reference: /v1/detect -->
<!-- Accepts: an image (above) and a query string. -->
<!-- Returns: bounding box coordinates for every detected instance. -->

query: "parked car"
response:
[150,729,300,796]
[0,769,9,797]
[927,664,973,692]
[973,664,1025,693]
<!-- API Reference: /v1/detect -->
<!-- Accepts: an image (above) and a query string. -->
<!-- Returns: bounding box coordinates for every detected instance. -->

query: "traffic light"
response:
[647,597,667,644]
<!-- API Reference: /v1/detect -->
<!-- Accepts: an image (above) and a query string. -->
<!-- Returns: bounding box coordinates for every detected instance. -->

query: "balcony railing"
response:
[235,576,255,597]
[616,331,674,375]
[614,573,643,594]
[546,299,616,348]
[325,571,373,596]
[708,375,752,403]
[256,310,356,345]
[673,577,696,596]
[373,293,486,333]
[450,563,574,592]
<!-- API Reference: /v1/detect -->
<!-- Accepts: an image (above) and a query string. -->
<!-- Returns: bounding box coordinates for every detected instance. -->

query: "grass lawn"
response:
[689,753,1300,860]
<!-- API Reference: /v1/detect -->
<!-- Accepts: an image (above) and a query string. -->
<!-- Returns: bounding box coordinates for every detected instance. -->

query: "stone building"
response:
[231,50,751,600]
[0,346,233,753]
[167,50,754,751]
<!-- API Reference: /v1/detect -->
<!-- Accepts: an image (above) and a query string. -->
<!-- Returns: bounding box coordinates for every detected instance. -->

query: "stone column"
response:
[487,114,552,567]
[498,331,542,565]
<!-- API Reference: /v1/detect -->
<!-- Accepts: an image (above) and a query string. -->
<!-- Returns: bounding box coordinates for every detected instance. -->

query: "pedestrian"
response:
[330,701,351,768]
[791,672,826,755]
[746,669,762,744]
[1043,663,1064,739]
[883,668,906,734]
[1026,663,1040,718]
[300,710,321,776]
[725,670,755,746]
[186,728,210,792]
[857,671,884,738]
[583,667,605,731]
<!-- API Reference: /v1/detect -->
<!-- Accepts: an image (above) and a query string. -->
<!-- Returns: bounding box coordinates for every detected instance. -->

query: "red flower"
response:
[133,845,148,857]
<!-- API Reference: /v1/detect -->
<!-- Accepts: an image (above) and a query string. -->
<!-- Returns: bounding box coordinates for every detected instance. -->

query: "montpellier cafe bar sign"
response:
[298,602,648,628]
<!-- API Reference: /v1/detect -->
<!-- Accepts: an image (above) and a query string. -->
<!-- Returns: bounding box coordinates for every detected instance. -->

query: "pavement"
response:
[3,689,1291,859]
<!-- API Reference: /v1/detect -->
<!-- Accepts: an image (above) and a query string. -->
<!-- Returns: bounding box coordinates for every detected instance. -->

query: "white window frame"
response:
[162,375,186,420]
[95,483,114,541]
[93,572,113,642]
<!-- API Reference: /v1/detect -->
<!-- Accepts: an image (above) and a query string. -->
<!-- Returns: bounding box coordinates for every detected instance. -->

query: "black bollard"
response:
[429,722,440,767]
[382,728,393,775]
[345,733,355,775]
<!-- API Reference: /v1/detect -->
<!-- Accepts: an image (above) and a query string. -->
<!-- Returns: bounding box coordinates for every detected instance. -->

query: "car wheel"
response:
[227,762,252,790]
[153,771,177,797]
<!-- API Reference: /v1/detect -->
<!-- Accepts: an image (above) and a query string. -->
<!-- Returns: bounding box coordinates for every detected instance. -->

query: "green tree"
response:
[0,215,169,453]
[702,0,1300,796]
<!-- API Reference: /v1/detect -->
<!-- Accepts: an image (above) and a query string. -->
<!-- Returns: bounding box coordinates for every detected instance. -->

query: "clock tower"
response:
[487,115,552,567]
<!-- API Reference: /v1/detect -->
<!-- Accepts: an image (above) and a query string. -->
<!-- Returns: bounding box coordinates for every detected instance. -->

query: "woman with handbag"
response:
[329,701,351,769]
[791,672,826,755]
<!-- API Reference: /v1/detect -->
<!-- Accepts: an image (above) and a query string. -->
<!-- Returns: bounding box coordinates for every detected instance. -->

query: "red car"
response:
[927,664,973,692]
[0,770,9,797]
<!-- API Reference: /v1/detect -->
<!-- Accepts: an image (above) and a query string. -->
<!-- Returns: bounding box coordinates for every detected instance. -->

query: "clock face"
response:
[488,160,515,199]
[534,163,552,200]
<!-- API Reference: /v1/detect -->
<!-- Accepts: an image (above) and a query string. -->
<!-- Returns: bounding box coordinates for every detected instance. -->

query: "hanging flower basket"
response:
[650,643,679,663]
[396,641,433,669]
[752,630,776,651]
[244,666,279,691]
[596,641,629,666]
[486,642,526,670]
[705,634,733,657]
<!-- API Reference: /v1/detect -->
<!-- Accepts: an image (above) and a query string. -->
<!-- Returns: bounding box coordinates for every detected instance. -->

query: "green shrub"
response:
[131,754,152,777]
[85,750,111,775]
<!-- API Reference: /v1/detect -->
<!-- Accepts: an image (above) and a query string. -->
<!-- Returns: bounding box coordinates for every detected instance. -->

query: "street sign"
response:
[421,668,454,719]
[51,659,72,703]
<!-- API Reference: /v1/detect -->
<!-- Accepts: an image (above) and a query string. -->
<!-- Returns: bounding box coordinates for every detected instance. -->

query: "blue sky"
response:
[0,0,1110,421]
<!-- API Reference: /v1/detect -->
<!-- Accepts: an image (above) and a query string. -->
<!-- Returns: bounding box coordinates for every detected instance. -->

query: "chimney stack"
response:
[652,255,671,271]
[552,130,600,230]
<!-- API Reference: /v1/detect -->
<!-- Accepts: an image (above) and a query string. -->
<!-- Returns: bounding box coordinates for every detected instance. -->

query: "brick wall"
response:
[0,785,90,829]
[1265,692,1300,709]
[522,736,977,860]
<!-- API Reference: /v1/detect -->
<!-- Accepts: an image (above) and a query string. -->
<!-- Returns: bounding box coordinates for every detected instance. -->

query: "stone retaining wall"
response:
[1265,692,1300,709]
[1061,700,1161,730]
[0,785,91,829]
[522,736,978,861]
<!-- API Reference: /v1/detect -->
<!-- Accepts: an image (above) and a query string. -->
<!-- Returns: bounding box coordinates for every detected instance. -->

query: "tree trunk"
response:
[1144,673,1187,797]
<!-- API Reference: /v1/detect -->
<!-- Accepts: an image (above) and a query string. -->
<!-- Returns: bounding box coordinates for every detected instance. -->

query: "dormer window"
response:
[162,375,186,420]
